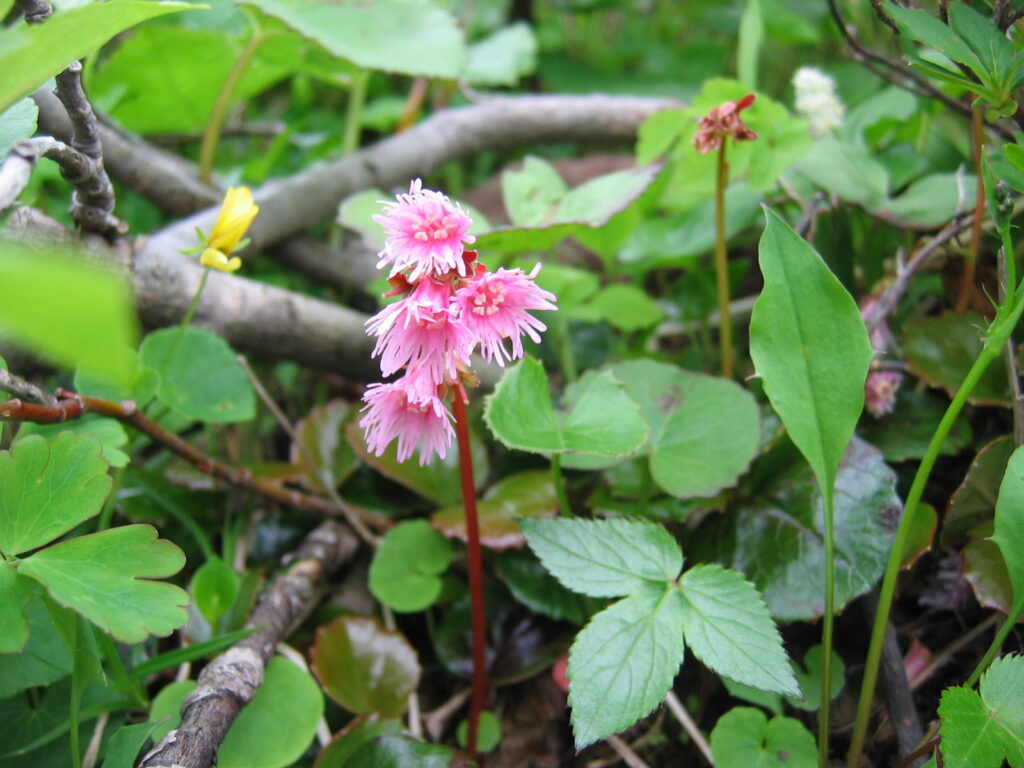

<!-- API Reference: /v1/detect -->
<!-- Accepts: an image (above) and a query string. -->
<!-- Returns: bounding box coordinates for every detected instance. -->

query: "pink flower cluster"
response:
[860,295,903,418]
[360,180,557,465]
[693,93,758,155]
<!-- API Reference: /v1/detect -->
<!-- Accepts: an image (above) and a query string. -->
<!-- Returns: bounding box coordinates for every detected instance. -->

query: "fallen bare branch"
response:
[137,520,360,768]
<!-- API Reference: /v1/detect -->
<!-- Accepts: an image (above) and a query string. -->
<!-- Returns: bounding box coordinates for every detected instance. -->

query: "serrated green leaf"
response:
[240,0,465,78]
[521,518,681,598]
[484,358,648,456]
[710,707,817,768]
[885,3,978,72]
[139,326,255,424]
[948,2,1013,85]
[0,0,197,112]
[992,447,1024,601]
[19,525,188,643]
[678,565,799,696]
[369,520,453,613]
[0,242,139,387]
[0,433,112,557]
[569,586,683,749]
[0,562,31,653]
[750,208,874,496]
[939,656,1024,768]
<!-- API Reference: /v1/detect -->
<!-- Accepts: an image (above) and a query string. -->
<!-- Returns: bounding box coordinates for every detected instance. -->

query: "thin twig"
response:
[664,691,714,766]
[53,63,126,239]
[0,388,386,529]
[604,735,652,768]
[236,355,378,545]
[863,215,975,335]
[997,249,1024,445]
[907,614,1001,691]
[0,367,55,404]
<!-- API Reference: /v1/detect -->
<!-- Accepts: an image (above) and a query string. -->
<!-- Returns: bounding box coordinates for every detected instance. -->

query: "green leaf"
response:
[858,389,972,462]
[874,173,976,230]
[786,645,845,711]
[311,615,419,718]
[568,586,684,749]
[291,400,359,494]
[348,734,455,768]
[101,721,164,768]
[17,418,131,468]
[368,520,453,613]
[750,208,874,497]
[0,0,197,112]
[710,707,817,768]
[139,326,256,424]
[948,2,1014,85]
[130,627,256,682]
[520,518,681,598]
[636,108,687,165]
[240,0,465,78]
[19,524,188,643]
[903,312,1011,407]
[945,436,1014,545]
[0,562,31,653]
[992,447,1024,601]
[484,358,648,457]
[456,710,502,753]
[678,565,799,696]
[431,470,557,550]
[0,592,73,697]
[190,556,238,626]
[696,436,899,620]
[649,372,760,499]
[737,0,762,89]
[475,164,662,252]
[463,22,537,87]
[219,656,324,768]
[0,433,112,557]
[148,680,195,743]
[502,156,569,228]
[794,137,889,210]
[314,719,403,768]
[75,348,160,409]
[0,98,38,158]
[939,656,1024,768]
[590,284,664,332]
[90,26,295,135]
[885,3,978,73]
[0,242,139,386]
[494,549,597,624]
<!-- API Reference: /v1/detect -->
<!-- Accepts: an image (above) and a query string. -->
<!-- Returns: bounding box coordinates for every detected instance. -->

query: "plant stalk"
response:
[199,30,271,184]
[714,139,733,377]
[551,453,572,517]
[846,337,1012,767]
[341,70,370,156]
[452,386,487,761]
[819,491,836,768]
[965,591,1024,687]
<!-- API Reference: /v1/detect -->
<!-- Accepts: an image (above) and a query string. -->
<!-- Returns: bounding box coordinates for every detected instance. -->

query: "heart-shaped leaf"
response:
[368,520,453,613]
[431,470,557,549]
[311,615,420,718]
[19,524,188,643]
[710,707,817,768]
[484,357,648,457]
[0,433,112,557]
[139,326,256,424]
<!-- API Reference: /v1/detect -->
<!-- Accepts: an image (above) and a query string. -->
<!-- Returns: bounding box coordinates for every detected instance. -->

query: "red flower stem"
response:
[452,385,487,761]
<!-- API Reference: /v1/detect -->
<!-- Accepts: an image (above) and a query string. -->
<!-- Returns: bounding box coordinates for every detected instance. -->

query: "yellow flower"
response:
[200,248,242,273]
[202,186,259,272]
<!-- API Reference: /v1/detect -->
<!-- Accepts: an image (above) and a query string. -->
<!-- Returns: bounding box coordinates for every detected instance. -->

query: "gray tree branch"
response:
[137,521,359,768]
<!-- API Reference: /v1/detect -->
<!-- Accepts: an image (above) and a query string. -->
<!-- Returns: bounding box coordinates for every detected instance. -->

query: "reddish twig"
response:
[0,388,385,530]
[452,385,488,761]
[956,108,986,313]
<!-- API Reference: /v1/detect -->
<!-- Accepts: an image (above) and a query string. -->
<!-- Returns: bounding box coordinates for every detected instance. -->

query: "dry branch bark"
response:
[137,521,359,768]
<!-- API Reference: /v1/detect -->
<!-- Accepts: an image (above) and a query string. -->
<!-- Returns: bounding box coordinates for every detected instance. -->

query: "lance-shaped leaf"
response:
[520,518,682,597]
[0,433,112,557]
[484,358,648,457]
[677,565,799,696]
[18,524,188,643]
[749,208,873,499]
[568,585,684,750]
[992,446,1024,602]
